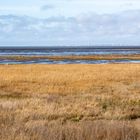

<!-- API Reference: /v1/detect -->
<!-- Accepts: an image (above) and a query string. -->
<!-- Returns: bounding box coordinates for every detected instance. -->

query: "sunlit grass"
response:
[0,64,140,140]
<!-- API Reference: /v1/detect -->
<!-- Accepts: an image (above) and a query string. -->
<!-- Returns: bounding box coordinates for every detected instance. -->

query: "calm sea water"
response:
[0,47,140,64]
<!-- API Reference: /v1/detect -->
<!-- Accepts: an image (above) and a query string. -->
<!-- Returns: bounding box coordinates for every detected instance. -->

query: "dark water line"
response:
[0,48,140,56]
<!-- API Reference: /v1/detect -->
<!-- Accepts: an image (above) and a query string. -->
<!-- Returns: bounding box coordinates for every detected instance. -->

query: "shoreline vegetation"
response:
[0,64,140,140]
[0,54,140,61]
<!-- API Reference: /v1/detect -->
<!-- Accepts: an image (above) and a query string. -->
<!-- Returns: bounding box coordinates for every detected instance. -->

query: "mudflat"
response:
[0,54,140,61]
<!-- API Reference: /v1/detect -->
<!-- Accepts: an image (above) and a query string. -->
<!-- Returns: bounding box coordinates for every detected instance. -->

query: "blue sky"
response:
[0,0,140,46]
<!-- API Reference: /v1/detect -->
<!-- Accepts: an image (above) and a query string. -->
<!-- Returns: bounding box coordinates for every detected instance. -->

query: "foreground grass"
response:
[0,64,140,140]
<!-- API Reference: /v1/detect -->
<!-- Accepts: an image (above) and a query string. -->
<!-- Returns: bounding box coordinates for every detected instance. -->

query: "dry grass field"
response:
[0,64,140,140]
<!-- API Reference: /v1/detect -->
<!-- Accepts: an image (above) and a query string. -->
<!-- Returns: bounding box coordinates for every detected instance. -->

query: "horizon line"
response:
[0,45,140,50]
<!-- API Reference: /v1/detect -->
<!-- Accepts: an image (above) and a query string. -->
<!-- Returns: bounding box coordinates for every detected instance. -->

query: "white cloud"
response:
[1,9,140,45]
[1,0,140,18]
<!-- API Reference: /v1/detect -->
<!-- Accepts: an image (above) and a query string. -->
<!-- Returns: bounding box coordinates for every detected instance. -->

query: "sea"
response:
[0,47,140,64]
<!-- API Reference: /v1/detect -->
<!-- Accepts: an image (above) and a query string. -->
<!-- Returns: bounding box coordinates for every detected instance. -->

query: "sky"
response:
[0,0,140,46]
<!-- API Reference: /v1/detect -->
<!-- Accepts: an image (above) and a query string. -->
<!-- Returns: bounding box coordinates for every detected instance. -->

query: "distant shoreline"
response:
[0,54,140,64]
[1,54,140,61]
[0,48,140,64]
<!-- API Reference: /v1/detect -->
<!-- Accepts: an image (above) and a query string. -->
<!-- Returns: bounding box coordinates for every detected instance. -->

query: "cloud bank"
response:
[1,10,140,45]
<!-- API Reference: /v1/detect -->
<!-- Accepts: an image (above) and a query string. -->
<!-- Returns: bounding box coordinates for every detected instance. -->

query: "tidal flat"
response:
[0,54,140,61]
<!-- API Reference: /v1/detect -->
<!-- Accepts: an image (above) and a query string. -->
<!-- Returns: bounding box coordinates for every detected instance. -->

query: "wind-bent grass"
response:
[0,64,140,140]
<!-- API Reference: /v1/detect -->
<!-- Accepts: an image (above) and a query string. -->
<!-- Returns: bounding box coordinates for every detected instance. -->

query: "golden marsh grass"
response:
[0,64,140,140]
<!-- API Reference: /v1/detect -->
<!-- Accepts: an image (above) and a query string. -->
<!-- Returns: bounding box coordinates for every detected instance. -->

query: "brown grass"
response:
[0,120,139,140]
[0,64,140,140]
